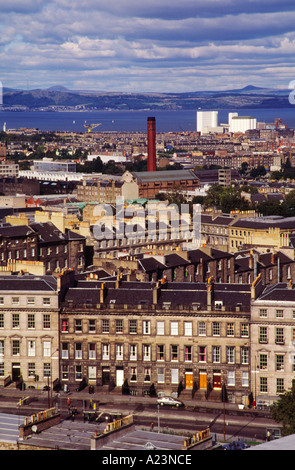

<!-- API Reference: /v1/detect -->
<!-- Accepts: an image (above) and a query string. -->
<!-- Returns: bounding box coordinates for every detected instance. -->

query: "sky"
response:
[1,0,295,93]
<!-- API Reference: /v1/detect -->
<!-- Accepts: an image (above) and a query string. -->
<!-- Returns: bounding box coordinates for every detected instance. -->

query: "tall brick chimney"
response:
[147,117,156,172]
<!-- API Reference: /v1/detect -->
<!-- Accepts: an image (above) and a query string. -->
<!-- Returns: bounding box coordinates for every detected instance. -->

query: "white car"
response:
[157,396,184,407]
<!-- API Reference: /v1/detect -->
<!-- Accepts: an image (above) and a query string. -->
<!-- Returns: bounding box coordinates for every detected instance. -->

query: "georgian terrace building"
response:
[59,275,263,404]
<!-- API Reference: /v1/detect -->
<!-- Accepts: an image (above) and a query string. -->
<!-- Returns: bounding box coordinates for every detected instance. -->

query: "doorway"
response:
[185,371,193,389]
[12,363,21,382]
[116,367,124,387]
[199,370,207,389]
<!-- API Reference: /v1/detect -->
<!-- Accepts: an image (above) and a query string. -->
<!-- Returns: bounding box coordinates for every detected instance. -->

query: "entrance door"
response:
[116,367,124,387]
[12,363,21,382]
[185,372,193,389]
[102,367,110,385]
[199,371,207,389]
[213,372,222,390]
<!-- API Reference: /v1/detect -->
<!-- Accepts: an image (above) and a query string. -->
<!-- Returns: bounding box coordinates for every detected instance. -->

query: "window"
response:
[212,346,220,363]
[0,362,3,377]
[102,319,110,333]
[0,297,4,306]
[42,314,51,330]
[75,365,82,381]
[212,322,220,336]
[88,343,96,360]
[62,364,69,380]
[157,367,165,383]
[116,320,123,334]
[184,322,192,336]
[276,378,285,394]
[198,322,206,336]
[157,345,164,361]
[44,363,51,377]
[170,322,178,336]
[157,321,165,335]
[43,341,51,357]
[185,345,192,362]
[276,309,284,318]
[28,340,36,357]
[260,377,268,393]
[129,320,137,334]
[227,323,234,337]
[28,363,35,378]
[62,319,69,333]
[130,344,137,361]
[116,344,124,360]
[144,367,151,382]
[259,309,267,318]
[171,345,178,361]
[88,319,96,333]
[27,297,35,305]
[75,343,82,359]
[43,297,50,306]
[12,313,19,329]
[12,340,20,356]
[259,354,268,370]
[276,327,284,344]
[143,345,151,361]
[199,346,206,362]
[102,344,109,360]
[0,340,4,356]
[241,347,249,365]
[259,326,268,343]
[228,371,235,386]
[27,314,35,330]
[276,355,284,371]
[61,343,69,359]
[12,296,19,305]
[0,313,3,328]
[75,319,82,333]
[242,371,249,387]
[130,367,137,382]
[241,323,249,337]
[171,368,179,384]
[143,320,150,335]
[227,346,235,364]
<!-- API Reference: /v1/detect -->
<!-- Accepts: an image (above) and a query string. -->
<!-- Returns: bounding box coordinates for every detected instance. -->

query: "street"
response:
[0,388,280,443]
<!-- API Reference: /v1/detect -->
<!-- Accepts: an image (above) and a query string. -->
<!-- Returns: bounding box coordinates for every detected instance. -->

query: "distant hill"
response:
[1,85,292,111]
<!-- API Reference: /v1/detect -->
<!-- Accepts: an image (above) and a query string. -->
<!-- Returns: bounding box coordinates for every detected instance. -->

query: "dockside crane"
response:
[84,123,102,133]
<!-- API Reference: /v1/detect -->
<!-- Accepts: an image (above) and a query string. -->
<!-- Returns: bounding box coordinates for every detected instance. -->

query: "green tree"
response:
[271,384,295,436]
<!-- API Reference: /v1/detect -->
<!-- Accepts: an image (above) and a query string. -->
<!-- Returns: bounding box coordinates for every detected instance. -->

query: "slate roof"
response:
[132,170,198,183]
[257,283,295,302]
[0,275,57,292]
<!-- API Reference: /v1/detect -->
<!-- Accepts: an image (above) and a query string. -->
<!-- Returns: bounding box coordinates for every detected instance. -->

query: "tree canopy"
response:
[271,384,295,436]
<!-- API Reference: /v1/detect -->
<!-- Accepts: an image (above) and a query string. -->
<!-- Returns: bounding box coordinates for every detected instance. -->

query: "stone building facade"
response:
[59,276,258,403]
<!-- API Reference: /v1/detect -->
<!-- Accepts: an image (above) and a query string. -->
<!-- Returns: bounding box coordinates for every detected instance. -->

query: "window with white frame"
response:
[102,343,110,360]
[43,341,51,357]
[241,347,249,364]
[227,346,235,364]
[28,340,36,357]
[12,313,19,328]
[171,368,179,384]
[88,343,96,360]
[184,322,192,336]
[75,343,82,359]
[12,340,20,356]
[61,343,69,359]
[157,367,165,383]
[242,371,249,387]
[228,370,235,386]
[0,340,4,356]
[157,321,165,335]
[143,320,150,335]
[143,344,151,361]
[212,346,220,363]
[130,344,137,361]
[116,344,124,360]
[170,321,178,336]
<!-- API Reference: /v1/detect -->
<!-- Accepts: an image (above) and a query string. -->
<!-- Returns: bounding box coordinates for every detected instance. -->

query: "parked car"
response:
[157,396,184,407]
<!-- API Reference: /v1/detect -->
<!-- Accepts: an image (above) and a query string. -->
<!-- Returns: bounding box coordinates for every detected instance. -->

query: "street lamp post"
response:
[50,348,59,408]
